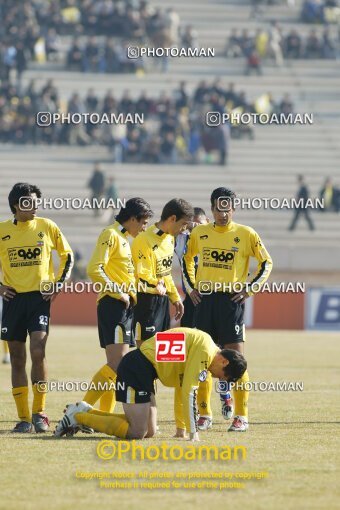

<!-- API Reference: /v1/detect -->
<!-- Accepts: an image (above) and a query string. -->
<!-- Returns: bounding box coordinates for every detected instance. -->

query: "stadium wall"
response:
[50,288,340,331]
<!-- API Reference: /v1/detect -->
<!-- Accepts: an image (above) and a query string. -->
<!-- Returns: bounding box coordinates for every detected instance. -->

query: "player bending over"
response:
[54,327,247,441]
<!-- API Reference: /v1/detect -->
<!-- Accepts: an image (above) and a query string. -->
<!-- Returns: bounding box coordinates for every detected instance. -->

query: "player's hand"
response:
[42,291,59,302]
[174,428,188,439]
[231,291,250,305]
[156,280,167,296]
[189,432,200,442]
[190,289,201,306]
[173,300,184,321]
[0,285,16,301]
[119,292,131,308]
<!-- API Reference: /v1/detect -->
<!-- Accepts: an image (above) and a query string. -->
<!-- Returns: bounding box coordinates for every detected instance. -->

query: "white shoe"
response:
[197,416,213,431]
[54,401,92,437]
[228,415,249,432]
[220,393,234,420]
[2,353,10,364]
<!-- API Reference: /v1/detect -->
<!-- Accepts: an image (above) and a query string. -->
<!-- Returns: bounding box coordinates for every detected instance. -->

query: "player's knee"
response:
[127,423,148,440]
[10,351,25,369]
[30,345,45,363]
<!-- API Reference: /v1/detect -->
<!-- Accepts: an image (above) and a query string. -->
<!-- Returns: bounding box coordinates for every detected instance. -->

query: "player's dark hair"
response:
[220,349,247,383]
[210,187,236,207]
[8,182,42,214]
[193,207,206,217]
[160,199,194,222]
[116,197,153,223]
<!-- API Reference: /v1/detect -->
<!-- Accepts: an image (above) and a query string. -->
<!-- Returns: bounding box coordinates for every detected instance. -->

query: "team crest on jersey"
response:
[38,232,44,239]
[199,370,207,382]
[234,237,240,243]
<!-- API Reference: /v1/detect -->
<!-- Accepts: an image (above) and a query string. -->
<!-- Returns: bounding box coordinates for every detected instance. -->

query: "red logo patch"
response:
[155,332,186,362]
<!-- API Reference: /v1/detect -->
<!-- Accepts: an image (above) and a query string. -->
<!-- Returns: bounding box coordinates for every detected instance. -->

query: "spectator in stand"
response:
[319,178,339,211]
[305,29,322,58]
[83,36,101,72]
[45,28,60,61]
[225,29,243,58]
[285,30,302,58]
[181,25,199,49]
[246,50,262,75]
[88,163,105,217]
[67,37,83,71]
[289,175,315,231]
[279,93,294,114]
[269,22,284,66]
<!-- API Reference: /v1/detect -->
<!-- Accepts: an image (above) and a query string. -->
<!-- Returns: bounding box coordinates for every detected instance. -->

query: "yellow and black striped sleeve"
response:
[87,229,119,291]
[248,230,273,295]
[52,223,74,284]
[181,228,199,294]
[131,234,159,289]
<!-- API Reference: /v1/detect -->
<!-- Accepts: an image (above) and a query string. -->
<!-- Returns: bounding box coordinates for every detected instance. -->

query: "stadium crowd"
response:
[0,78,296,164]
[226,25,339,64]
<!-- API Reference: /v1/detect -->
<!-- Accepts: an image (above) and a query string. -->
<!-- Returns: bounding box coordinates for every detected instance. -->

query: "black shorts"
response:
[194,292,245,345]
[1,291,51,343]
[133,293,170,341]
[97,296,134,348]
[180,293,195,328]
[116,348,157,404]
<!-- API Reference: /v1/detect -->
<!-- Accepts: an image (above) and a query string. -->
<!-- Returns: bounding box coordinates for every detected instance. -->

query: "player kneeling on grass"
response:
[54,327,247,441]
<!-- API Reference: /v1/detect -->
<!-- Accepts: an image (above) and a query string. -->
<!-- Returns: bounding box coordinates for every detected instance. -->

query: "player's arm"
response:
[181,347,208,441]
[174,386,187,438]
[0,259,16,301]
[181,229,200,305]
[232,231,273,304]
[248,231,273,294]
[131,235,160,290]
[44,223,73,301]
[87,229,128,305]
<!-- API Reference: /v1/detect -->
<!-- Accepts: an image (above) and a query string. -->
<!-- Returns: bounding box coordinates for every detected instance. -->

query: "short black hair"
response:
[116,197,153,223]
[220,349,247,383]
[160,199,194,222]
[210,187,236,208]
[193,207,206,217]
[8,183,42,214]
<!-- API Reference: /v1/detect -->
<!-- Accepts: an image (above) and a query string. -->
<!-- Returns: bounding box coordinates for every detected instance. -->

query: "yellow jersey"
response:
[131,224,180,303]
[87,221,136,302]
[0,217,73,293]
[141,327,219,434]
[182,222,272,295]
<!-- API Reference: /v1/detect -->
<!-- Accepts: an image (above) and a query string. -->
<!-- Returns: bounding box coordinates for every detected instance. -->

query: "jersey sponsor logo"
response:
[7,246,42,267]
[145,326,156,333]
[155,332,186,362]
[1,235,10,241]
[199,370,207,382]
[138,391,148,396]
[1,327,7,333]
[156,255,173,276]
[202,247,235,269]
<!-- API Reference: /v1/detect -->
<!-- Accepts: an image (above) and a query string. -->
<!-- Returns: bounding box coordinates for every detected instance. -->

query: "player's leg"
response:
[7,340,32,432]
[30,331,49,431]
[222,341,249,432]
[83,297,132,411]
[145,394,157,438]
[217,294,249,432]
[27,292,51,432]
[193,294,214,430]
[2,294,32,432]
[2,340,10,364]
[133,293,160,348]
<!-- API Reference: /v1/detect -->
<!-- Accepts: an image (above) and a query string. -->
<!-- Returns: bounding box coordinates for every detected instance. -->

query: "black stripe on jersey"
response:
[57,253,74,283]
[118,224,127,234]
[156,229,164,236]
[13,219,17,225]
[139,278,156,289]
[249,260,267,286]
[181,257,195,290]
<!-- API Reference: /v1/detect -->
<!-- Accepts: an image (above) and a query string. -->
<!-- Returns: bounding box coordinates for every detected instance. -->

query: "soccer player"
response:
[131,199,194,346]
[182,187,273,432]
[82,198,153,413]
[54,327,247,441]
[0,183,73,432]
